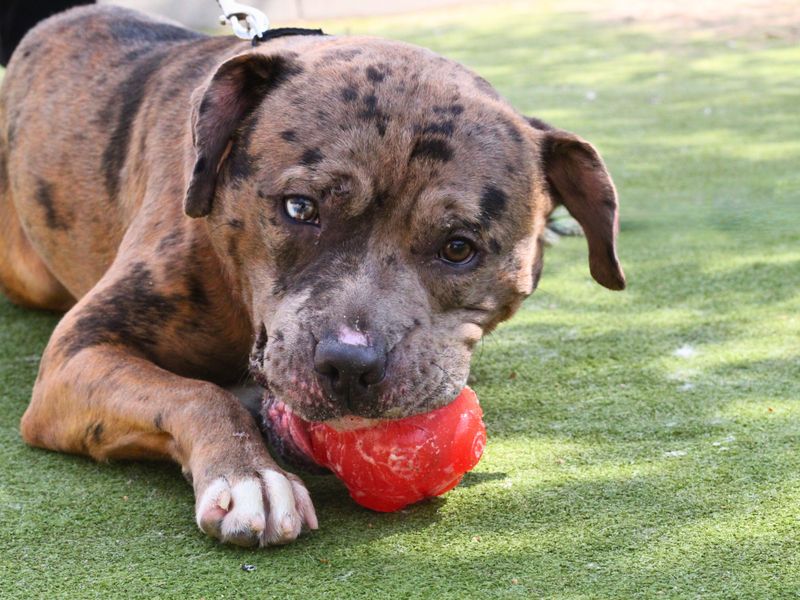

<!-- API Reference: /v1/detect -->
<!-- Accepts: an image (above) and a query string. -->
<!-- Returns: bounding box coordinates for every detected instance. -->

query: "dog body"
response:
[0,6,623,546]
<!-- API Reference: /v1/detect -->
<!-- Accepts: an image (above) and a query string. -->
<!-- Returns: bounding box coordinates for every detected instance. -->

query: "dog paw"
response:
[195,469,318,547]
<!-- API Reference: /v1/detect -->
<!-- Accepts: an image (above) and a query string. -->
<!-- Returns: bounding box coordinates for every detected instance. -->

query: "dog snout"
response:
[314,336,386,411]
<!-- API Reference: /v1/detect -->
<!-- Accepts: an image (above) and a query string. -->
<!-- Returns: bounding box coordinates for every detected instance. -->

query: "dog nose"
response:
[314,337,386,409]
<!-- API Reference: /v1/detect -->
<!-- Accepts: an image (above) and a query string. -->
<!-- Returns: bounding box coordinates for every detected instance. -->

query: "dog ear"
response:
[185,53,292,218]
[530,118,626,290]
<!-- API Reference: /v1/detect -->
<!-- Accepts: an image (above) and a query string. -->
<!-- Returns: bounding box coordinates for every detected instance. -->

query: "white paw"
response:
[195,470,318,547]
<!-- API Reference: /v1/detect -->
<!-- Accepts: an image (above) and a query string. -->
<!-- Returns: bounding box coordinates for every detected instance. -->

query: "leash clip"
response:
[216,0,270,42]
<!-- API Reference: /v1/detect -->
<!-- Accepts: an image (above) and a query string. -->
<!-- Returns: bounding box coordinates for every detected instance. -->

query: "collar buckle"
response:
[217,0,270,41]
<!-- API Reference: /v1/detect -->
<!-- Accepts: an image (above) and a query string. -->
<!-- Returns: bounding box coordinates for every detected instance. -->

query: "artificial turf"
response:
[1,2,798,598]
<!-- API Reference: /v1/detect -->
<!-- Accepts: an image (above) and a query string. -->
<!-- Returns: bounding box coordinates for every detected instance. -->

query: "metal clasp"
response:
[217,0,270,41]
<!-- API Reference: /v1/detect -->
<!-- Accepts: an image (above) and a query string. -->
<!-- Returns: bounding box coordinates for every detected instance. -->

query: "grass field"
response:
[1,2,799,598]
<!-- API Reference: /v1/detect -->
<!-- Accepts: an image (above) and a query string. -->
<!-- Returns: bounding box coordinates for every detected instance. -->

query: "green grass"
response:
[2,2,799,598]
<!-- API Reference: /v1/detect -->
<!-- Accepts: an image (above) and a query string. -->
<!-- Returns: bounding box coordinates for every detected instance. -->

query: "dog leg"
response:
[20,314,317,546]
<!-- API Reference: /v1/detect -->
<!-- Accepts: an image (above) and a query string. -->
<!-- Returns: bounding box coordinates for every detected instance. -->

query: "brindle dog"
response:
[0,5,625,546]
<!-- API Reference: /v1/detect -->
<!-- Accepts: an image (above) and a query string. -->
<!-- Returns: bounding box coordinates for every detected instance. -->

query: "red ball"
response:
[286,387,486,512]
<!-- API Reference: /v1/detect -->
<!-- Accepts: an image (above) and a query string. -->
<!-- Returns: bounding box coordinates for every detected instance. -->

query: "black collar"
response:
[253,27,325,45]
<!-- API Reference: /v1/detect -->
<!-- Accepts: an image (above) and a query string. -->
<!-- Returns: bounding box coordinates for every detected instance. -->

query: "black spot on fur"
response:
[101,49,170,202]
[61,262,179,361]
[35,179,69,230]
[255,324,268,349]
[153,413,164,430]
[374,189,388,208]
[273,233,370,298]
[473,75,501,99]
[358,93,389,136]
[527,116,555,131]
[84,422,104,445]
[280,129,297,142]
[227,150,254,182]
[156,230,184,252]
[226,113,259,183]
[341,85,359,103]
[300,148,324,165]
[434,104,464,117]
[503,119,523,143]
[480,185,508,224]
[489,239,502,253]
[228,218,244,229]
[273,330,284,342]
[363,93,378,114]
[109,20,204,44]
[366,66,386,83]
[418,120,455,137]
[409,138,454,163]
[124,48,152,62]
[186,273,209,307]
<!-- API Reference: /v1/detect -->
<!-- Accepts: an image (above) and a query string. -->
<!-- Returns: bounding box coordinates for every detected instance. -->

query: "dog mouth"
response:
[261,391,326,474]
[260,391,381,474]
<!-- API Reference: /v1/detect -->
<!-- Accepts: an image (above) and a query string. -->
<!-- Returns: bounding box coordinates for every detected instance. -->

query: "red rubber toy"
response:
[285,387,486,512]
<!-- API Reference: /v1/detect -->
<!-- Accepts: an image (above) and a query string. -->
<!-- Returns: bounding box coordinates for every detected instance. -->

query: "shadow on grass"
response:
[459,470,509,488]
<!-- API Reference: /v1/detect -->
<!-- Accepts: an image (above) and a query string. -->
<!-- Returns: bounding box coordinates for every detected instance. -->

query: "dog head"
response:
[184,37,624,422]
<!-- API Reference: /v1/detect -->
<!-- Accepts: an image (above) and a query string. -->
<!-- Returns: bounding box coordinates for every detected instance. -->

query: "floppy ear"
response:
[531,119,626,290]
[184,53,291,218]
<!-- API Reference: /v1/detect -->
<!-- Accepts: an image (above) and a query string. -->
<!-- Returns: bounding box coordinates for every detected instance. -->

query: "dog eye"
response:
[284,196,319,224]
[438,238,476,265]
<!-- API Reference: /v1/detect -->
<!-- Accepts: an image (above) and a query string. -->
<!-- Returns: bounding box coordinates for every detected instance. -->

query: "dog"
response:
[0,5,625,547]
